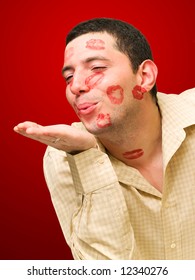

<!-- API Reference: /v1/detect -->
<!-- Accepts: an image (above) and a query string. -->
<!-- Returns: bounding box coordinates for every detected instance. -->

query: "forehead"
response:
[65,32,117,58]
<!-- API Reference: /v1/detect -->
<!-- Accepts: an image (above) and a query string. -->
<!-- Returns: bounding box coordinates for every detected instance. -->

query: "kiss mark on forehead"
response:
[97,113,111,128]
[123,149,144,160]
[107,85,124,104]
[85,73,104,89]
[132,85,147,100]
[65,47,74,61]
[86,39,105,50]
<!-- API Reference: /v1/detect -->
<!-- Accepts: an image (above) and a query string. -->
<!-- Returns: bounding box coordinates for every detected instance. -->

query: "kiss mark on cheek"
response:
[132,85,147,100]
[86,39,105,50]
[65,47,74,61]
[107,85,124,104]
[97,113,111,128]
[123,149,144,160]
[85,73,104,89]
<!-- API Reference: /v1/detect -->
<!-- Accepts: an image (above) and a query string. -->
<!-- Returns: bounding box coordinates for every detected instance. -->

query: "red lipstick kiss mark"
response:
[86,39,105,50]
[123,149,144,160]
[132,85,147,100]
[107,85,124,104]
[97,113,111,128]
[85,73,104,89]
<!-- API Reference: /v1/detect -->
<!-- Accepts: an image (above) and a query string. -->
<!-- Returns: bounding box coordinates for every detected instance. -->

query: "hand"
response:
[13,121,97,153]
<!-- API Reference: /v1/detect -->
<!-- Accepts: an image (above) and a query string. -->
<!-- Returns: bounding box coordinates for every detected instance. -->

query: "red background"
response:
[1,0,194,259]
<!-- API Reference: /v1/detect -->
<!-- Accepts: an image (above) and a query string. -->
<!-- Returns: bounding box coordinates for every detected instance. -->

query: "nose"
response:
[70,73,90,95]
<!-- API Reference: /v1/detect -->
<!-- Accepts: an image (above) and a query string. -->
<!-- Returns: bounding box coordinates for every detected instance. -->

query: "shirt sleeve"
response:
[43,146,78,248]
[43,146,138,260]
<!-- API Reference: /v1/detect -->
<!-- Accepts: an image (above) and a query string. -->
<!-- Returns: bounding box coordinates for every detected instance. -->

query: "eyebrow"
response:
[61,56,110,75]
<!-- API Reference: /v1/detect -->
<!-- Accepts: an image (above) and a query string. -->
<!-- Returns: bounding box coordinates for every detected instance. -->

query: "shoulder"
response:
[175,88,195,104]
[157,88,195,128]
[157,88,195,110]
[157,88,195,104]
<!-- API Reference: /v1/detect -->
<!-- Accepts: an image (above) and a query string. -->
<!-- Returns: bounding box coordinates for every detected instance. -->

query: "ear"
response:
[137,59,158,91]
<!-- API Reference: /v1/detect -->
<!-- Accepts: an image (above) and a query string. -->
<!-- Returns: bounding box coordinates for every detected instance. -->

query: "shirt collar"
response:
[157,89,195,168]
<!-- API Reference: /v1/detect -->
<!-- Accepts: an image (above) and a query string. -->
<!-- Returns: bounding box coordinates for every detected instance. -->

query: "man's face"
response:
[62,32,140,135]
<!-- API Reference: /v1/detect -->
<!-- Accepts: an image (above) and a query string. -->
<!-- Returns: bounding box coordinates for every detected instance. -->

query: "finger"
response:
[13,123,66,145]
[24,125,70,142]
[13,122,53,143]
[13,121,41,133]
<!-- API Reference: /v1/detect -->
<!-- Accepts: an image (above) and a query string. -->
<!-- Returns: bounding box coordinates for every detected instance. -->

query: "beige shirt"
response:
[43,88,195,260]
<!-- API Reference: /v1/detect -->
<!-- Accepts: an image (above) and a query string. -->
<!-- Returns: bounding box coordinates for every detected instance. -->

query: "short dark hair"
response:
[66,17,157,99]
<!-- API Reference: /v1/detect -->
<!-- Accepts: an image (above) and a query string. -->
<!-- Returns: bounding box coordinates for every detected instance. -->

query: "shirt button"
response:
[97,158,104,164]
[164,202,176,208]
[170,243,176,249]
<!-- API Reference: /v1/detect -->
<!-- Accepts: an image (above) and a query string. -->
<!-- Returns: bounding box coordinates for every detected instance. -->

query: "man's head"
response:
[66,17,157,98]
[63,18,158,135]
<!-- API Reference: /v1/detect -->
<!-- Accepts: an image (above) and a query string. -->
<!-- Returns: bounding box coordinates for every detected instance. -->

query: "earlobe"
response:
[138,59,158,92]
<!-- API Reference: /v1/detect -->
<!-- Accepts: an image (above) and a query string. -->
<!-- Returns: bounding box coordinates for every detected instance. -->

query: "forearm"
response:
[43,146,78,247]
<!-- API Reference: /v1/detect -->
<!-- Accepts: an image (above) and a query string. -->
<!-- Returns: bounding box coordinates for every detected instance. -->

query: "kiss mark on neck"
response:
[123,149,144,160]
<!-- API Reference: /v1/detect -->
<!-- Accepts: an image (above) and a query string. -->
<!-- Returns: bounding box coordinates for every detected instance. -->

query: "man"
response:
[14,17,195,259]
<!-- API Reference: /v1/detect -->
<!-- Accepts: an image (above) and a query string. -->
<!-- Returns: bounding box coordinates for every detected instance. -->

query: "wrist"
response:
[68,144,98,155]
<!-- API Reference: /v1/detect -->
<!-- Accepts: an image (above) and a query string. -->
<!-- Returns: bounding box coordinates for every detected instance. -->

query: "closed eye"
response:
[91,66,107,71]
[64,74,73,84]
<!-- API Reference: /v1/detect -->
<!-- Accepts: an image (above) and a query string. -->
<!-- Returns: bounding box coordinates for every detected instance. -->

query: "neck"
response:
[98,102,162,169]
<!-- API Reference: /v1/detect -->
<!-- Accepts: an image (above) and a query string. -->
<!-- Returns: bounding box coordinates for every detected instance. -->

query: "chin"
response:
[85,124,111,137]
[83,124,99,135]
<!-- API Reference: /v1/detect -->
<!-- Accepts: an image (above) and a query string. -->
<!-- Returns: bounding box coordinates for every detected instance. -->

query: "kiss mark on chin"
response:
[107,85,124,104]
[132,85,147,100]
[97,113,111,128]
[123,149,144,160]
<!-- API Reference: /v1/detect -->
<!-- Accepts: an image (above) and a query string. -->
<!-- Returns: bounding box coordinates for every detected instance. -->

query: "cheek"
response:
[85,73,104,89]
[107,85,124,104]
[65,88,74,105]
[96,113,111,128]
[132,85,147,100]
[68,78,77,95]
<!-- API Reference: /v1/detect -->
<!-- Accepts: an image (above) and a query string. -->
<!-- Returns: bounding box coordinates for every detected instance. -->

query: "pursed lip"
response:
[75,102,99,115]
